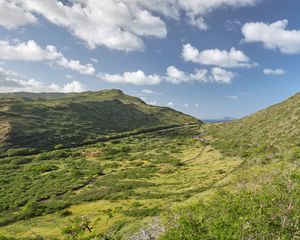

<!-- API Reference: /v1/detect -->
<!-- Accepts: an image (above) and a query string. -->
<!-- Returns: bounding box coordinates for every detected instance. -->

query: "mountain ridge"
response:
[0,89,200,156]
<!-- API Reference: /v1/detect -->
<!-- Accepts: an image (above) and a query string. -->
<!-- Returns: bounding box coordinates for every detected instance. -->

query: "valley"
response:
[1,1,299,239]
[0,90,300,239]
[0,123,242,238]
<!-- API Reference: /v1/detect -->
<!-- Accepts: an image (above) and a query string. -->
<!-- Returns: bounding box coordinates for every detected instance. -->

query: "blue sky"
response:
[0,0,300,119]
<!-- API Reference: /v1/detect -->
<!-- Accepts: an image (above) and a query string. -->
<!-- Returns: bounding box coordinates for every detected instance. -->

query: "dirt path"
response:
[183,132,210,163]
[193,132,210,143]
[184,147,207,163]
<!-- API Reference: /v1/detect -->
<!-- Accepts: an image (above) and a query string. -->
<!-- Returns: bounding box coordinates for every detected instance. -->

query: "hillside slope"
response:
[0,89,200,155]
[210,93,300,160]
[159,93,300,240]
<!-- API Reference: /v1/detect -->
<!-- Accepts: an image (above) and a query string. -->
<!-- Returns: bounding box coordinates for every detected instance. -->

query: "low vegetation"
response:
[0,123,242,238]
[1,90,300,239]
[161,162,300,239]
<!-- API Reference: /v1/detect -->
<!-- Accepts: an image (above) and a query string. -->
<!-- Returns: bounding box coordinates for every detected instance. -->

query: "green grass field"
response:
[0,124,242,239]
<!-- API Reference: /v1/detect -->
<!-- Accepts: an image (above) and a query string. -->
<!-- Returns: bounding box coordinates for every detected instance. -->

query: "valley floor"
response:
[0,124,243,239]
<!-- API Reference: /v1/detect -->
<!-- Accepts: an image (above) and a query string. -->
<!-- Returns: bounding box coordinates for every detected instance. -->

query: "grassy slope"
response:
[0,90,199,155]
[159,93,300,239]
[209,93,300,161]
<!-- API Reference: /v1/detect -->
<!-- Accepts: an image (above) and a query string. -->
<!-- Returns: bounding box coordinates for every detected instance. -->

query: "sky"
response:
[0,0,300,119]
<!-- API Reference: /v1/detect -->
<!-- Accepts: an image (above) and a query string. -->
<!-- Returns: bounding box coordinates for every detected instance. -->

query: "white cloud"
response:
[0,40,95,75]
[62,81,87,93]
[140,97,158,106]
[188,15,208,30]
[226,95,239,100]
[90,58,99,63]
[225,19,241,31]
[176,0,259,29]
[0,39,48,61]
[210,67,236,83]
[195,103,199,107]
[166,66,235,84]
[242,20,300,54]
[140,96,147,102]
[165,66,208,84]
[167,102,174,107]
[182,43,256,68]
[19,0,167,51]
[99,66,236,86]
[0,66,86,93]
[149,101,157,106]
[100,70,161,85]
[165,66,187,84]
[0,0,37,29]
[142,89,162,95]
[1,0,261,51]
[263,68,285,75]
[184,103,189,107]
[56,57,95,75]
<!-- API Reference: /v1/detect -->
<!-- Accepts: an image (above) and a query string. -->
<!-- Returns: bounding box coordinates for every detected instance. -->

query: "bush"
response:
[60,210,72,217]
[7,148,37,157]
[123,206,160,218]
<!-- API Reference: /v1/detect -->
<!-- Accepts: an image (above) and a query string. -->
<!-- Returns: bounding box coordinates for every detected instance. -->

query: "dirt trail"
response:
[184,147,207,163]
[183,132,210,163]
[193,132,210,143]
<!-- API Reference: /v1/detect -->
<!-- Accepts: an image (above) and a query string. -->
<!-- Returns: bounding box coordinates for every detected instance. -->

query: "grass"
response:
[207,93,300,161]
[0,124,242,238]
[160,161,300,240]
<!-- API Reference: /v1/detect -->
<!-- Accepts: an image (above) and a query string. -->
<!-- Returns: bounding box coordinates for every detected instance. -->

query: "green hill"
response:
[0,89,200,156]
[210,93,300,161]
[159,93,300,240]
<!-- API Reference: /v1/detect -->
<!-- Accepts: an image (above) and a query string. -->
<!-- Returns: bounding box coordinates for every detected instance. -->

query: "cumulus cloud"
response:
[146,0,259,30]
[211,67,236,83]
[99,66,236,85]
[167,102,174,107]
[62,81,87,93]
[165,66,208,84]
[263,68,285,75]
[182,43,256,68]
[0,66,86,93]
[242,20,300,54]
[18,0,167,51]
[0,0,261,51]
[142,89,162,95]
[166,66,236,84]
[100,70,161,85]
[0,40,95,74]
[0,0,37,29]
[56,57,95,75]
[175,0,259,29]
